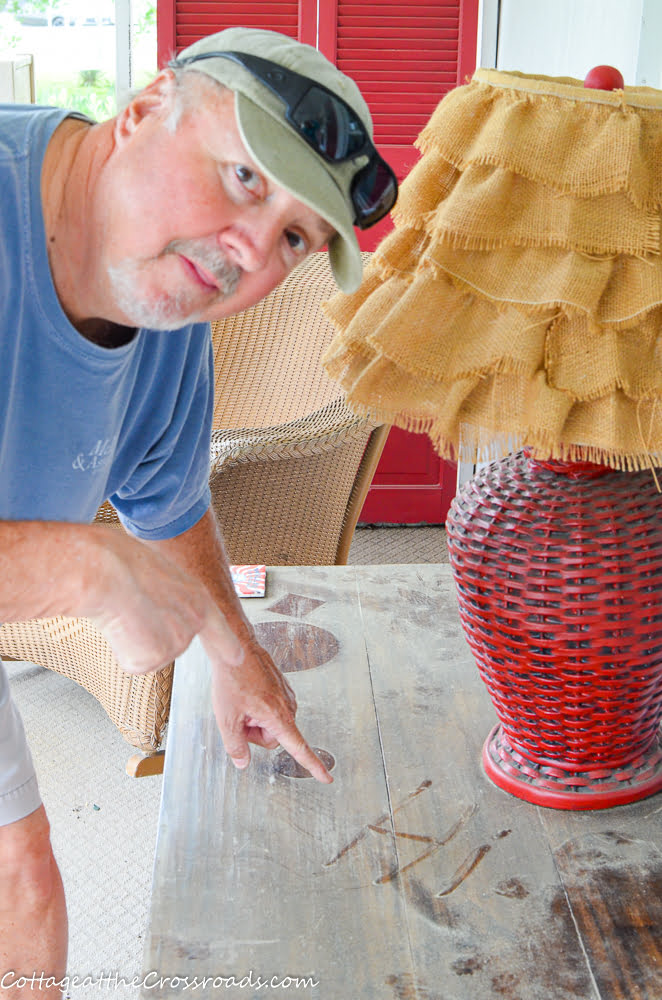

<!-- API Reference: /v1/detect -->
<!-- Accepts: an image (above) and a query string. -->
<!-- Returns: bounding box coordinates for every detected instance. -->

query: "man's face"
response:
[100,73,335,330]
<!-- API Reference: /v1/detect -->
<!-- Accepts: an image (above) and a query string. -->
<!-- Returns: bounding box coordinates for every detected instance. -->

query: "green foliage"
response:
[135,1,155,36]
[79,68,107,88]
[7,0,56,13]
[0,24,20,48]
[36,76,116,120]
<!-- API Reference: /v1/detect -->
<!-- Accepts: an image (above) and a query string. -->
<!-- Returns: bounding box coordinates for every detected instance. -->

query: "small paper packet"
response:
[230,564,267,598]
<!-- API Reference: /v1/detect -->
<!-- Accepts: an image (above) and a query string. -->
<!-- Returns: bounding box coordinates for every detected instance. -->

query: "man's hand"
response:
[205,632,333,783]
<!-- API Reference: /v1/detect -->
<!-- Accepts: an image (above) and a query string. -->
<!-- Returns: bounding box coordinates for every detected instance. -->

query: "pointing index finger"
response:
[276,724,334,784]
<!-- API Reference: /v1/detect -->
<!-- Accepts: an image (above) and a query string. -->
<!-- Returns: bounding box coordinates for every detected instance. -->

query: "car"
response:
[15,3,67,25]
[18,14,66,25]
[15,3,115,26]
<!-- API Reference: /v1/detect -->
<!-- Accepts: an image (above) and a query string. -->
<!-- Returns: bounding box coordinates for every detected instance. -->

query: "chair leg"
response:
[125,751,166,778]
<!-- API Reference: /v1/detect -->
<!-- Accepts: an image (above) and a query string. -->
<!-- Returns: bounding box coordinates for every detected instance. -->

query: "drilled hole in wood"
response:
[274,747,336,779]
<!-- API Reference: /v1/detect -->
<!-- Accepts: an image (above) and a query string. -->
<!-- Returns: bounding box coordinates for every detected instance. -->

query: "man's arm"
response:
[0,516,243,686]
[0,513,331,782]
[144,508,333,784]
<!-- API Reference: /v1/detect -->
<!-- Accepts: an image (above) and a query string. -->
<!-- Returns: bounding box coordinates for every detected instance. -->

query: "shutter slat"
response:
[359,81,457,96]
[349,65,459,75]
[177,15,297,26]
[338,40,459,53]
[338,17,459,29]
[341,0,458,8]
[176,2,294,8]
[176,1,297,10]
[339,16,459,26]
[338,31,459,43]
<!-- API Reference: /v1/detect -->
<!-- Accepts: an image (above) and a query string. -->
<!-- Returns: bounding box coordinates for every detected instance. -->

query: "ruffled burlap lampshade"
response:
[323,68,662,472]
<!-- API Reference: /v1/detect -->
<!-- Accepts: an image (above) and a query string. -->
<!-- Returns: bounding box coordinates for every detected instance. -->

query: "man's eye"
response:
[286,231,306,253]
[234,165,261,192]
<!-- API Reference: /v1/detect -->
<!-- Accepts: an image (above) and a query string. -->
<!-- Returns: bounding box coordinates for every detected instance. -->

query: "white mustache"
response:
[165,239,242,297]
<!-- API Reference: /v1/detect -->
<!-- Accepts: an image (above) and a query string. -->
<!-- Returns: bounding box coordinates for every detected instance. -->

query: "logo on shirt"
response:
[72,438,115,473]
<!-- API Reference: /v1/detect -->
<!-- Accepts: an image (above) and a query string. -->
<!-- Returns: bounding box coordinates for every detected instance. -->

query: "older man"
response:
[0,26,397,995]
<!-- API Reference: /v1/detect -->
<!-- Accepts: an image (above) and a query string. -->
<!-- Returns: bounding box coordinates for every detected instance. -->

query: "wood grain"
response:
[144,565,662,1000]
[539,807,662,1000]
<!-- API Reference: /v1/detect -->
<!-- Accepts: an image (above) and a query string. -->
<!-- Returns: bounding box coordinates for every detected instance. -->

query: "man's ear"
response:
[114,69,177,147]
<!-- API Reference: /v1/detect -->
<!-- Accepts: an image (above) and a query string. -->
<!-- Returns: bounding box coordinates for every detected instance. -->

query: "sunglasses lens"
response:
[291,87,366,160]
[352,159,398,228]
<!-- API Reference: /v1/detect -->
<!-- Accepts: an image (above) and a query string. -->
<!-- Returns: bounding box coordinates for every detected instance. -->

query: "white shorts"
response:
[0,657,42,825]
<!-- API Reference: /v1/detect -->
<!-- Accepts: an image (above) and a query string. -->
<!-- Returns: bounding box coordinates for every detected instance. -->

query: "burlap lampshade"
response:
[323,68,662,472]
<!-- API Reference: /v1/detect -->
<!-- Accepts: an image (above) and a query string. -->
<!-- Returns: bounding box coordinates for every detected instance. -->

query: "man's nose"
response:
[218,216,279,272]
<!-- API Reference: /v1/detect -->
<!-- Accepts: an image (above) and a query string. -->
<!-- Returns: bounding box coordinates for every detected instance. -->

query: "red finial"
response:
[583,65,625,91]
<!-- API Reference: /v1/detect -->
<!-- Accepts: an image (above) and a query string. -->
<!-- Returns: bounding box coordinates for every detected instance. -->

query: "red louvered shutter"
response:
[318,0,478,249]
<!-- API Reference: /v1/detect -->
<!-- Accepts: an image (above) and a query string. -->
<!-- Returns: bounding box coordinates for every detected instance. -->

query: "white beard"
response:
[107,239,242,330]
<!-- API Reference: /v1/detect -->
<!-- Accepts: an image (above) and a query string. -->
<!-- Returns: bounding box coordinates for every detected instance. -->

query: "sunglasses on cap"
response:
[171,49,398,229]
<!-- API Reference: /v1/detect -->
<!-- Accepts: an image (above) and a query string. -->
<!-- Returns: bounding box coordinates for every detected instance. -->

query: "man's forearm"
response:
[0,519,107,622]
[144,507,254,644]
[0,514,244,675]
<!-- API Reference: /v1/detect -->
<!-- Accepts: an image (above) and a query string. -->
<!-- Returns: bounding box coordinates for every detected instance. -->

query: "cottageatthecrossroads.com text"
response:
[0,972,319,992]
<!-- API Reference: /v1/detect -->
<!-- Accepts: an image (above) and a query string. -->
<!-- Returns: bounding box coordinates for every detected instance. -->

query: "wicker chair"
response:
[0,253,387,775]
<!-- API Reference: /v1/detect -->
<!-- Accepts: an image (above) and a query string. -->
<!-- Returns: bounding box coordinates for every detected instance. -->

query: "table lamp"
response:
[323,67,662,810]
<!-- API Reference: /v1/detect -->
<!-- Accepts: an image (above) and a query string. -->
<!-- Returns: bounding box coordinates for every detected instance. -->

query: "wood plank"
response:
[538,802,662,1000]
[355,565,600,1000]
[145,567,416,998]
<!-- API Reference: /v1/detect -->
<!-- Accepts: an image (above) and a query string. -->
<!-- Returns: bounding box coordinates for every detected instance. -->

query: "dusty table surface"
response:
[144,564,662,1000]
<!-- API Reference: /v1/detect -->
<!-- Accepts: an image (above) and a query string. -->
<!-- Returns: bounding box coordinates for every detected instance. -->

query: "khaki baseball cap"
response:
[172,27,377,292]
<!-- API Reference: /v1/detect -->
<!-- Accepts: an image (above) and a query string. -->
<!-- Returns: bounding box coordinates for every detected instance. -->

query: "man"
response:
[0,26,397,995]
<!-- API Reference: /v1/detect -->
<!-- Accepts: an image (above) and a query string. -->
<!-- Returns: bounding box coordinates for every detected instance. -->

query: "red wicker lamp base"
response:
[447,451,662,811]
[483,725,662,810]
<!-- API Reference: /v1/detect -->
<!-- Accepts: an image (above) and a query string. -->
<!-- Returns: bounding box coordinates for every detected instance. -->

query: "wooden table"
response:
[144,565,662,1000]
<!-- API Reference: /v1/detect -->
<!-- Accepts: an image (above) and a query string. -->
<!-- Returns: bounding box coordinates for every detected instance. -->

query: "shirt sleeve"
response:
[108,324,214,541]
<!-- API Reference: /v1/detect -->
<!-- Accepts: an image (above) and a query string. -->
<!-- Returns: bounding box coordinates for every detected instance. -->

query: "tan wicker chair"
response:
[0,252,387,775]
